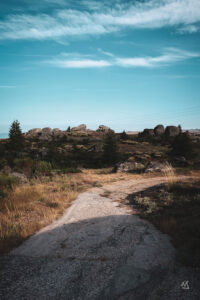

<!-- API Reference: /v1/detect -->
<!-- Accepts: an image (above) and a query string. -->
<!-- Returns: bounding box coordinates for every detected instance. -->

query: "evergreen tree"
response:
[9,120,24,151]
[178,124,182,133]
[102,132,118,165]
[120,130,128,140]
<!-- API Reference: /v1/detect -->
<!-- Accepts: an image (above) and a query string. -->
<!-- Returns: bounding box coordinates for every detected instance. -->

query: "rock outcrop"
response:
[10,172,28,184]
[39,128,53,141]
[154,124,165,136]
[145,161,168,173]
[142,129,154,136]
[97,125,111,133]
[117,162,145,173]
[52,128,65,139]
[165,126,180,137]
[71,124,87,131]
[141,125,181,138]
[26,127,67,141]
[26,128,42,138]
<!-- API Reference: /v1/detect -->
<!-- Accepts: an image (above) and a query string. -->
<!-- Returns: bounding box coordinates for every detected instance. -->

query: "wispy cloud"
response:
[46,48,200,68]
[0,0,200,41]
[49,59,111,68]
[178,24,200,34]
[98,48,115,57]
[117,48,200,67]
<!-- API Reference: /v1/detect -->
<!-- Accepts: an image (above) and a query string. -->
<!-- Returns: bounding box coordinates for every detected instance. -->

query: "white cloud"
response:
[117,48,200,67]
[47,48,200,68]
[116,57,151,67]
[178,24,200,34]
[49,59,111,68]
[0,0,200,40]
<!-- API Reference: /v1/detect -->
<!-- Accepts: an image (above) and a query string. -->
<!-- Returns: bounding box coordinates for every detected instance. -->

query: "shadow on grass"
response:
[127,181,200,268]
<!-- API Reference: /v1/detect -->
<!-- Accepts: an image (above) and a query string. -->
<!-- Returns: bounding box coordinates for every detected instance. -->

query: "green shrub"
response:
[0,174,20,192]
[13,158,34,176]
[120,130,128,140]
[62,167,82,174]
[34,161,52,176]
[170,132,194,159]
[134,195,159,214]
[0,190,8,198]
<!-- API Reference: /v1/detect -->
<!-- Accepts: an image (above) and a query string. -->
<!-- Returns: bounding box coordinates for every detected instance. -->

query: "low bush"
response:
[13,157,34,177]
[62,167,82,174]
[34,161,52,176]
[0,174,20,193]
[170,132,194,159]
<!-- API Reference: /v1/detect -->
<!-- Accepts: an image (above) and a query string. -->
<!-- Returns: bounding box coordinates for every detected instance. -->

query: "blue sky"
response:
[0,0,200,135]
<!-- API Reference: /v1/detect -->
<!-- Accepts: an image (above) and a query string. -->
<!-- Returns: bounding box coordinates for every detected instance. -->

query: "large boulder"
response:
[10,172,28,184]
[26,128,42,139]
[117,162,145,173]
[52,128,65,139]
[41,127,52,134]
[142,129,154,136]
[165,126,180,137]
[145,161,168,173]
[52,128,61,134]
[97,125,112,133]
[154,125,165,136]
[39,127,53,141]
[71,124,87,131]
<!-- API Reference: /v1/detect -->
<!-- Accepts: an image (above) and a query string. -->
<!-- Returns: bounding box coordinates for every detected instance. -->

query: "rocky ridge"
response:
[25,124,113,141]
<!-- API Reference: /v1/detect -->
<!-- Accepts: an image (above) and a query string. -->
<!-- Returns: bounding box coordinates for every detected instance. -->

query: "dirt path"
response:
[0,176,199,299]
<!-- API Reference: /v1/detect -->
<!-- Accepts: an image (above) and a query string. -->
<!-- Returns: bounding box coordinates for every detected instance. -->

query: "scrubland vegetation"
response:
[0,120,200,256]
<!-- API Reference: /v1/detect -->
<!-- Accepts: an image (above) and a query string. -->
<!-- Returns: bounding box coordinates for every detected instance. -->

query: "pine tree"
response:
[120,130,128,140]
[178,124,182,133]
[9,120,24,151]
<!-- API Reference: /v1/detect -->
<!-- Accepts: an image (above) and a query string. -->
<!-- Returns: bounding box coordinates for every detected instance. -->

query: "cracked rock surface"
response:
[0,177,199,299]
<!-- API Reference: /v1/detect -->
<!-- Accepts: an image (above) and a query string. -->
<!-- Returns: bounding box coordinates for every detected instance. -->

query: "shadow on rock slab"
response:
[0,214,175,300]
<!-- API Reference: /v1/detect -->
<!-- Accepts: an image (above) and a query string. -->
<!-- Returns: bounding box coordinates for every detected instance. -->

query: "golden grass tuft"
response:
[162,162,176,185]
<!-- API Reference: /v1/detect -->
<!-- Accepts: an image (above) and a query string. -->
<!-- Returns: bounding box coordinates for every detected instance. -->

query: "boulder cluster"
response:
[25,127,65,141]
[141,124,181,137]
[25,124,113,140]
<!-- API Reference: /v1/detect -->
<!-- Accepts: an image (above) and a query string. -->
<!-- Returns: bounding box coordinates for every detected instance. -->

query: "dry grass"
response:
[1,167,198,255]
[161,162,176,185]
[0,168,141,255]
[0,176,78,254]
